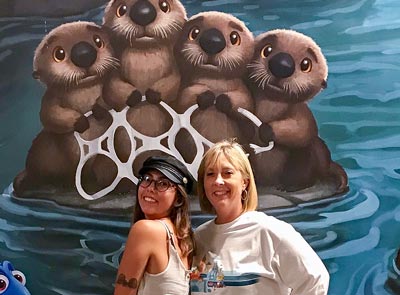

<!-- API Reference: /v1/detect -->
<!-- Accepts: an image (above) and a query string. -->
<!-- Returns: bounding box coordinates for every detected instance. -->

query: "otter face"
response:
[103,0,186,46]
[33,21,119,88]
[248,29,328,103]
[176,11,254,75]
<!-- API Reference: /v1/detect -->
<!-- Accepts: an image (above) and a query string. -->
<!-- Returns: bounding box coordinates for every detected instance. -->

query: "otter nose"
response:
[268,52,295,78]
[199,28,226,55]
[130,0,157,26]
[71,41,97,68]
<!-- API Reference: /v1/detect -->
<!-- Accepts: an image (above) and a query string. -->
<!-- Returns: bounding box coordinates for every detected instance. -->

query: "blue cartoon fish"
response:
[0,261,30,295]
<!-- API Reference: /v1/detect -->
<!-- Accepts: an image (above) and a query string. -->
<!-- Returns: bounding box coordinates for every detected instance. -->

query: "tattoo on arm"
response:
[116,273,138,289]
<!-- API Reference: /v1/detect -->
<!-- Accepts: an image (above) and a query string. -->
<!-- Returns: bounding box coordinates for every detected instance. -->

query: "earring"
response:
[241,189,248,201]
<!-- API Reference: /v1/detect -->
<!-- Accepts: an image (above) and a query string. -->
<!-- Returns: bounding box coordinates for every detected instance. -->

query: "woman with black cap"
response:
[114,155,194,295]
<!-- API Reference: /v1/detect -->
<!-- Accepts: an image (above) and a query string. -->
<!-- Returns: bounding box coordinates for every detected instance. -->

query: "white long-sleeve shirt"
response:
[191,211,329,294]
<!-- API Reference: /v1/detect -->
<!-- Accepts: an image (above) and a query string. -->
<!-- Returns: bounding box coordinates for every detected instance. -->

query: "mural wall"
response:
[0,0,399,294]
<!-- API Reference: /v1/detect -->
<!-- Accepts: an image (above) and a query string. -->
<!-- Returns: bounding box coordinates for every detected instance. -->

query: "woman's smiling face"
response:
[138,170,177,220]
[203,154,248,223]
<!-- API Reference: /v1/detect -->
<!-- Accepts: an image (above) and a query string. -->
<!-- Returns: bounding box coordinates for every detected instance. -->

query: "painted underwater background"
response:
[1,0,400,294]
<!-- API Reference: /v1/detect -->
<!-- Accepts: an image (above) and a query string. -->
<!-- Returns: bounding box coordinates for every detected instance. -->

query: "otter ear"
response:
[257,33,278,46]
[86,23,102,33]
[185,15,204,29]
[322,79,327,89]
[32,70,40,80]
[45,35,56,45]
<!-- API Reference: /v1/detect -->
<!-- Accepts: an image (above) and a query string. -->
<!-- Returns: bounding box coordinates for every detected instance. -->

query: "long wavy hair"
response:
[197,138,258,213]
[133,181,194,258]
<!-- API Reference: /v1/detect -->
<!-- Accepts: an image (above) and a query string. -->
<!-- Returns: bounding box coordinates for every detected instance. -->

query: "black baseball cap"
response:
[139,155,194,193]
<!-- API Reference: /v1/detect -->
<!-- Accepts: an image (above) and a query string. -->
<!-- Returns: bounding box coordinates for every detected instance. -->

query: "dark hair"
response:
[133,155,194,257]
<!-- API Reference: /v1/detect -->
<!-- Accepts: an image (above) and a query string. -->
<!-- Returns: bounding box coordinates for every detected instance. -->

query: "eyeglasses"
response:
[138,175,175,192]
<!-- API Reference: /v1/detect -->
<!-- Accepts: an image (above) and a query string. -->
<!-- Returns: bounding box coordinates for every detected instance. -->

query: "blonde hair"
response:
[197,139,258,213]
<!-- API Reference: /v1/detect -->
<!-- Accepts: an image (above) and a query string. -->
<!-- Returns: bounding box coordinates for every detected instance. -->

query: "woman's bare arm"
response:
[114,220,162,295]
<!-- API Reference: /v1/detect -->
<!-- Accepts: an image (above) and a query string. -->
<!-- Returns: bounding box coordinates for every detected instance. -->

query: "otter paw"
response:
[242,143,255,157]
[92,103,109,120]
[13,170,28,197]
[74,115,90,133]
[197,90,215,109]
[259,123,275,143]
[240,118,257,141]
[145,89,161,104]
[215,94,233,114]
[127,90,142,107]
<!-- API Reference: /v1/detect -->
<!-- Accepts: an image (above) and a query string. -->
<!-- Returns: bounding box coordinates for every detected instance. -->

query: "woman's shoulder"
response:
[193,219,214,235]
[129,219,168,241]
[242,211,295,233]
[122,220,170,262]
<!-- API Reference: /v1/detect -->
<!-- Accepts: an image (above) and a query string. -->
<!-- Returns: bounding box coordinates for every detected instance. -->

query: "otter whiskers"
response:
[248,61,271,90]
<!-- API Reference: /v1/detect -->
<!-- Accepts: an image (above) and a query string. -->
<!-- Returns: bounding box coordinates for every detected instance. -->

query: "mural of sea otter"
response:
[102,0,186,109]
[96,0,187,187]
[13,21,119,197]
[247,29,348,193]
[173,11,255,163]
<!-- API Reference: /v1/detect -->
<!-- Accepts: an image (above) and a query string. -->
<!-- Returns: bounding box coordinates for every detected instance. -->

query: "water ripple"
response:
[310,231,338,248]
[329,61,400,74]
[319,227,380,260]
[292,189,380,229]
[395,209,400,222]
[291,19,332,30]
[201,0,242,7]
[338,135,400,150]
[1,190,130,229]
[317,0,369,17]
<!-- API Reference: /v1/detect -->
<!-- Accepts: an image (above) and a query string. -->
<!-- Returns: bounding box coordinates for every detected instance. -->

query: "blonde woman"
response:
[191,139,329,294]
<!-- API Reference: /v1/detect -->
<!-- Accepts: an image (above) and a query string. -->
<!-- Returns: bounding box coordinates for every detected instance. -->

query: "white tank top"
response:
[137,220,190,295]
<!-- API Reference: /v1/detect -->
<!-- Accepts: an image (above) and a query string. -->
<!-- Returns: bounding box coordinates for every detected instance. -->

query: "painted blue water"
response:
[1,0,400,294]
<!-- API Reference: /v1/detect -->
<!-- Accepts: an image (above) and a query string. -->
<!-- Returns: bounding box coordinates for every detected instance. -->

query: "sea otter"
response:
[102,0,186,114]
[13,21,119,197]
[173,11,255,163]
[98,0,187,181]
[247,29,348,193]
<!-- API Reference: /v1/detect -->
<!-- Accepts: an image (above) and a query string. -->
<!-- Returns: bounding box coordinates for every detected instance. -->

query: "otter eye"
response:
[261,45,273,58]
[159,0,170,13]
[93,35,104,49]
[230,31,241,46]
[53,46,66,62]
[300,58,312,73]
[189,27,200,41]
[116,4,127,17]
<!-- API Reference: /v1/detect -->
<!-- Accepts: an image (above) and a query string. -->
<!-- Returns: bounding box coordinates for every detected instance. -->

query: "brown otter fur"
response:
[173,11,255,163]
[13,21,119,196]
[247,29,348,192]
[98,0,187,181]
[102,0,186,111]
